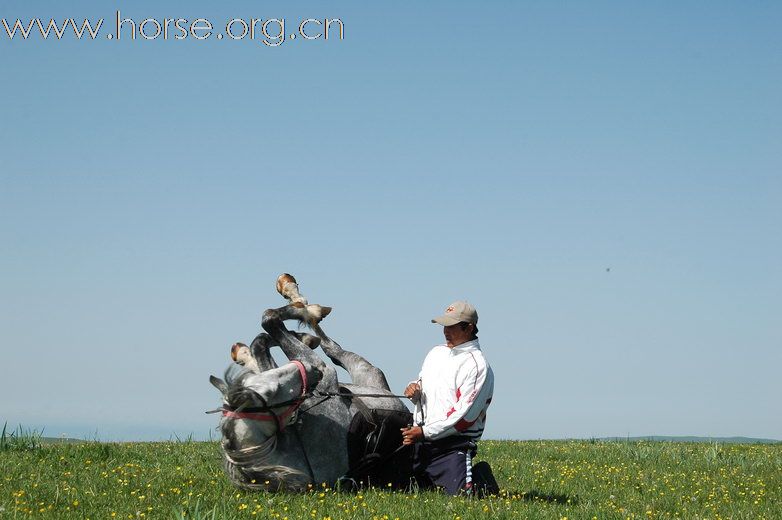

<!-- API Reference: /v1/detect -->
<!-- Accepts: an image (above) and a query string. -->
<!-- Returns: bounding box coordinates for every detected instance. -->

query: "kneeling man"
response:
[401,301,499,496]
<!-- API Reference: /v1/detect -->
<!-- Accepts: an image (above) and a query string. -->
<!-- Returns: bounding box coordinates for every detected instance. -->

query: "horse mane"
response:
[222,456,310,492]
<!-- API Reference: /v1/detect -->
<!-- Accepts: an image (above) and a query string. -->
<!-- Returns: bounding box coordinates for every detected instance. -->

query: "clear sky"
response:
[1,1,780,441]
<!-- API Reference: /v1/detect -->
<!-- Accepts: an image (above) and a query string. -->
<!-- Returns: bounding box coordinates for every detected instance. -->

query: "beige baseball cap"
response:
[431,300,478,326]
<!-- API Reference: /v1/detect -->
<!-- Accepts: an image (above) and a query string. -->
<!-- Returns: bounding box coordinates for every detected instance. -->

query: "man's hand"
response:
[404,382,421,403]
[400,426,424,445]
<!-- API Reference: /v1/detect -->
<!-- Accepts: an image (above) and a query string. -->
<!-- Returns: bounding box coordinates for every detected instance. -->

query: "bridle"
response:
[221,360,309,432]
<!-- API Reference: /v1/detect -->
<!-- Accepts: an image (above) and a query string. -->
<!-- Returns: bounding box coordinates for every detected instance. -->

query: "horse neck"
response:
[238,362,302,406]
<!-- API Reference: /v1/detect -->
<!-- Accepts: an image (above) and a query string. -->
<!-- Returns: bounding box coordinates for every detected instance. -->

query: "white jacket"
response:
[413,339,494,441]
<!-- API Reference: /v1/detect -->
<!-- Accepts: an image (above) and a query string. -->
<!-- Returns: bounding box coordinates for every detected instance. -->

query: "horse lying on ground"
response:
[209,274,413,492]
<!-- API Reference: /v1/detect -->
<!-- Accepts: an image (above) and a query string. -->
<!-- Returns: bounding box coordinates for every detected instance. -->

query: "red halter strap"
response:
[222,360,308,431]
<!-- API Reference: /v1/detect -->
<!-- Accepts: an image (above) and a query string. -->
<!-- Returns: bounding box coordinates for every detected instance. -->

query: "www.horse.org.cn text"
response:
[2,11,345,47]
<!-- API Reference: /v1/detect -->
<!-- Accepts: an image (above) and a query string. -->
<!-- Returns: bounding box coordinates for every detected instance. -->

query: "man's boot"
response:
[471,461,500,497]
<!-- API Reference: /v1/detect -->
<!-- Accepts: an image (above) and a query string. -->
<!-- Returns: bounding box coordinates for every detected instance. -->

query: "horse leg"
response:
[261,304,339,391]
[248,332,321,372]
[310,322,391,391]
[274,273,390,391]
[248,333,278,371]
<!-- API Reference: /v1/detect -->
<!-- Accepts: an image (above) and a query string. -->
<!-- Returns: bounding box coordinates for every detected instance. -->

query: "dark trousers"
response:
[413,437,478,496]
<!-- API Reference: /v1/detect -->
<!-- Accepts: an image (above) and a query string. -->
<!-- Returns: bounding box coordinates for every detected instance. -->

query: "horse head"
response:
[210,360,323,491]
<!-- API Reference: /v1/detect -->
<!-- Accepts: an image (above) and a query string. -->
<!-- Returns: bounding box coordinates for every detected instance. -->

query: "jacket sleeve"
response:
[422,359,492,440]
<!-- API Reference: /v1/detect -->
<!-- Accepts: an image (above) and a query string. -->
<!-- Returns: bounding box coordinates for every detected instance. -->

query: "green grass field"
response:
[1,429,779,519]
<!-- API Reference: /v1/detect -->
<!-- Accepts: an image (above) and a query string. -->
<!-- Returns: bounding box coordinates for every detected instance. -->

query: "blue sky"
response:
[1,1,780,441]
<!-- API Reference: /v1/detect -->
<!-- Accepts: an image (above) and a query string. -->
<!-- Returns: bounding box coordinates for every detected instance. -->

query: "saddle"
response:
[341,387,414,489]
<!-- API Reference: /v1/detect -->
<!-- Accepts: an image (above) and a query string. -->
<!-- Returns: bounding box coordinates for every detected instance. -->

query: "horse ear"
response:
[210,375,228,394]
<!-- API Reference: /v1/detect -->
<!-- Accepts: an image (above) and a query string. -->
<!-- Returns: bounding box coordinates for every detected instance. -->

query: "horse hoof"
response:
[231,343,261,373]
[231,342,250,363]
[277,273,308,304]
[276,273,297,295]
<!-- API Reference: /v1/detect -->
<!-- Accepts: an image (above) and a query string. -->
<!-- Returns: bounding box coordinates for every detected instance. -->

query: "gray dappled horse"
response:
[209,274,412,492]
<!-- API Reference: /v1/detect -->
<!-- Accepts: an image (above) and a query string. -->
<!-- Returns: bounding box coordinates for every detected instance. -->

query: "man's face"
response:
[443,322,473,348]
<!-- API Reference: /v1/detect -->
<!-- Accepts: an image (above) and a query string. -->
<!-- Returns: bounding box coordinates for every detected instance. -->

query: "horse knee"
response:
[366,367,391,390]
[250,333,277,371]
[292,332,321,350]
[369,367,387,381]
[261,309,280,332]
[251,333,274,349]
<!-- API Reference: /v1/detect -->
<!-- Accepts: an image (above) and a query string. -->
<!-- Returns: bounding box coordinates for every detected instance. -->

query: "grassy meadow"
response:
[1,428,779,519]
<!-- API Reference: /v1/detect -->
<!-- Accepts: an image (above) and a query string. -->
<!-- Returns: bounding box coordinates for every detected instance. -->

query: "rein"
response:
[208,383,408,422]
[318,390,408,399]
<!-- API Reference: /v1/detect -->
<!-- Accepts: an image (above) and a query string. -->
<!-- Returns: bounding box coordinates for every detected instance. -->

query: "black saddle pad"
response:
[346,405,413,488]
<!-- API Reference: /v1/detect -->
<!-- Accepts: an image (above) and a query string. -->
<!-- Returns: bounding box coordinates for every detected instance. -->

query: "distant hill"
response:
[598,435,780,444]
[41,436,84,444]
